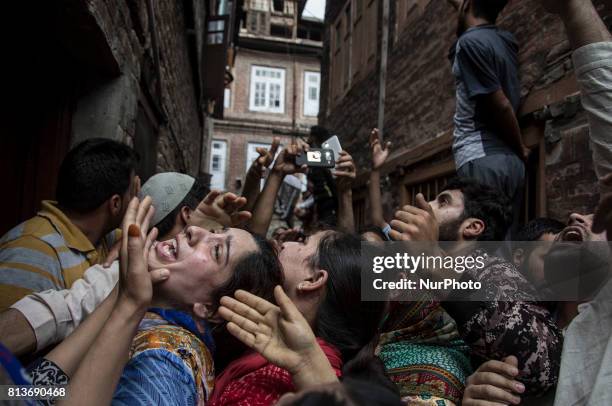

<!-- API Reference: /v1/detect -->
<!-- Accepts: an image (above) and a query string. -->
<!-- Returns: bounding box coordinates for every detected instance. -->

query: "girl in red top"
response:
[210,231,390,405]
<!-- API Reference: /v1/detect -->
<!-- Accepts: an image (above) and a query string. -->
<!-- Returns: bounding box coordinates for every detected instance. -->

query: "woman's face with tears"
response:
[148,226,259,306]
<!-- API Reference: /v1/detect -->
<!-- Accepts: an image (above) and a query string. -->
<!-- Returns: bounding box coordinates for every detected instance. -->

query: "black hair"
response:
[309,125,330,146]
[287,379,402,406]
[312,232,387,362]
[286,391,347,406]
[342,378,404,406]
[286,354,402,406]
[56,138,138,212]
[341,342,397,394]
[516,218,566,243]
[471,0,509,23]
[210,233,283,312]
[211,233,284,371]
[442,177,512,242]
[514,217,566,270]
[155,179,210,238]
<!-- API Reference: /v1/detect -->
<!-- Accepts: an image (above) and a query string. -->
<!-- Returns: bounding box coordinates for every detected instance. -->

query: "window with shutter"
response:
[249,66,286,113]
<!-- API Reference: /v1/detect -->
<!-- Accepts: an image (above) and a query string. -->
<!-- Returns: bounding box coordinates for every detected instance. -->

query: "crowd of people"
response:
[0,0,611,405]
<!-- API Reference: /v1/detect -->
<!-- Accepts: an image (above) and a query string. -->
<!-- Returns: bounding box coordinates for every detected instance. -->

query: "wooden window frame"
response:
[303,71,321,117]
[249,65,286,114]
[400,160,456,207]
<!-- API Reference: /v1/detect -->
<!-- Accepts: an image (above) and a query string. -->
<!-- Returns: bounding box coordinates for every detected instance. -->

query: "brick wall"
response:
[155,0,205,175]
[211,127,295,193]
[73,0,207,176]
[2,0,210,232]
[225,48,320,132]
[215,40,321,193]
[545,110,601,220]
[321,0,612,222]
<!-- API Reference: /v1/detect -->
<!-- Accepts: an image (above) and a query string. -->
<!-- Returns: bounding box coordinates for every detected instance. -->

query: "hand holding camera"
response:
[272,140,309,175]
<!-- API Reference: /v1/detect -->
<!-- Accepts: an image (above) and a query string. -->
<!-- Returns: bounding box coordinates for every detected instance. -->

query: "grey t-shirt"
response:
[450,25,521,169]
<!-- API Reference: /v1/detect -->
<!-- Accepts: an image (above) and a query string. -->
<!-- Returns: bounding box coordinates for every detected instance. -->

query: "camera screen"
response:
[307,151,322,163]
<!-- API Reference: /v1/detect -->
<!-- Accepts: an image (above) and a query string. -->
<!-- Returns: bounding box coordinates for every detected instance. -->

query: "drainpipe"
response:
[292,56,297,132]
[377,0,390,141]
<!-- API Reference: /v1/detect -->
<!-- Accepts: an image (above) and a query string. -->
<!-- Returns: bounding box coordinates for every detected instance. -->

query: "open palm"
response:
[218,286,318,375]
[118,196,167,309]
[370,128,391,170]
[192,191,252,228]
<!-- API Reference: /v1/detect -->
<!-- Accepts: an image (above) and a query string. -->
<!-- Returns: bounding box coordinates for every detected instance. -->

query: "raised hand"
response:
[257,137,281,167]
[463,356,525,406]
[218,286,320,375]
[251,137,281,178]
[118,197,169,311]
[369,128,391,170]
[389,193,439,241]
[272,140,308,176]
[191,190,252,229]
[333,150,356,192]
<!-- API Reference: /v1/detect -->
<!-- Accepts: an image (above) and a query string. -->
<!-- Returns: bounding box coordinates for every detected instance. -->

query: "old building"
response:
[1,0,241,235]
[209,0,323,193]
[320,0,612,227]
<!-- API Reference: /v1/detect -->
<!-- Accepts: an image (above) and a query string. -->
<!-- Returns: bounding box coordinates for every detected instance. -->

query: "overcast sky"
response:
[303,0,325,20]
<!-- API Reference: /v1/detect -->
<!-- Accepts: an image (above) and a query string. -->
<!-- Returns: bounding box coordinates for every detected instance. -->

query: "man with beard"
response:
[446,0,527,237]
[460,211,609,406]
[389,178,563,397]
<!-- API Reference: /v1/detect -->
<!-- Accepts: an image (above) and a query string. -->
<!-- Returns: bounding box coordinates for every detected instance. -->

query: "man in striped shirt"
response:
[0,138,138,310]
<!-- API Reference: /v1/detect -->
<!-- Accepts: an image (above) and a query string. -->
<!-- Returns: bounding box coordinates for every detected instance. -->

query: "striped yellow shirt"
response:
[0,201,117,311]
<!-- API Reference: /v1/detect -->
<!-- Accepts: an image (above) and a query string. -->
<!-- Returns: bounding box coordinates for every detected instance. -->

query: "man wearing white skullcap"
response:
[139,173,208,240]
[5,173,215,355]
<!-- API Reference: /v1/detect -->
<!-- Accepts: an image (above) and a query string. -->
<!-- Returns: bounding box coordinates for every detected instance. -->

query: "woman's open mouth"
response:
[155,237,179,261]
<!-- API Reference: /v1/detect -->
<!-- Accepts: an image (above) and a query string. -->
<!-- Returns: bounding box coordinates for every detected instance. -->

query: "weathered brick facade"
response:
[321,0,612,224]
[210,1,322,194]
[72,0,207,176]
[3,0,215,233]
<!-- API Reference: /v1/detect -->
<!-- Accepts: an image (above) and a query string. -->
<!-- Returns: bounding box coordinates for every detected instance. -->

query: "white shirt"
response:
[553,41,612,406]
[11,262,118,351]
[573,41,612,193]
